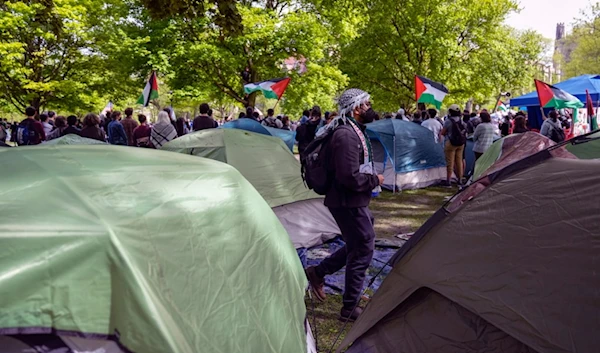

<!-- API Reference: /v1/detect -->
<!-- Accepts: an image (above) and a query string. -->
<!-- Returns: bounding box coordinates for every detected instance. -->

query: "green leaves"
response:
[560,3,600,79]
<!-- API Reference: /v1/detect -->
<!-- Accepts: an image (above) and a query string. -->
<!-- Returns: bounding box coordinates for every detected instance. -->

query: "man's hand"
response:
[377,174,385,185]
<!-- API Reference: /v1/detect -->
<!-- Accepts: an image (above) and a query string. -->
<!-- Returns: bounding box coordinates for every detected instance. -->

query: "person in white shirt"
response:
[395,108,410,121]
[421,108,443,143]
[40,113,53,137]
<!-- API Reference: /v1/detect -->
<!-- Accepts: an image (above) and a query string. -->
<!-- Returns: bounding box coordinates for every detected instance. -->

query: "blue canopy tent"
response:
[366,119,446,191]
[510,74,600,130]
[221,118,296,151]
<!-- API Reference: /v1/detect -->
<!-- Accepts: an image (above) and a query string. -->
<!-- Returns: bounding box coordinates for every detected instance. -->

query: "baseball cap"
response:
[448,104,461,112]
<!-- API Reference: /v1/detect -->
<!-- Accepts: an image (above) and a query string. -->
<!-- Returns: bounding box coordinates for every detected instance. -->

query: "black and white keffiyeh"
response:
[337,88,370,117]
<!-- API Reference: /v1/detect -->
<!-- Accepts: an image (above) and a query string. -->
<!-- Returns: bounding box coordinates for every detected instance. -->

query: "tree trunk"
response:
[30,97,41,114]
[248,92,257,108]
[417,103,426,111]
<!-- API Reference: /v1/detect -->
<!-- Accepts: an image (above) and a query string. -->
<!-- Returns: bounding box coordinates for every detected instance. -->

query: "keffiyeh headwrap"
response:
[316,88,371,138]
[337,88,370,117]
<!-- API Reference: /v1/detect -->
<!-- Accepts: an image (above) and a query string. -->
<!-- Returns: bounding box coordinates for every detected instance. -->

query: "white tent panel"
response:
[273,198,340,249]
[375,161,446,191]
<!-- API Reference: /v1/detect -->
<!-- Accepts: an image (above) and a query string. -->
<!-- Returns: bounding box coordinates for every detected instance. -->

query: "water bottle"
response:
[371,185,381,198]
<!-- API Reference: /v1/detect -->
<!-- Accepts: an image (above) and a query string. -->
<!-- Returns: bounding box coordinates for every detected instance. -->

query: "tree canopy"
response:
[0,0,549,116]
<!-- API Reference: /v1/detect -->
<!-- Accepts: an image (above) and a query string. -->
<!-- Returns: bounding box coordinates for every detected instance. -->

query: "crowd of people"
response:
[0,100,572,190]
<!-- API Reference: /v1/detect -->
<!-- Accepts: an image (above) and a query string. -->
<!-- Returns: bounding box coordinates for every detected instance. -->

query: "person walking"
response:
[79,113,106,142]
[121,108,139,146]
[193,103,218,131]
[305,88,384,322]
[472,111,496,160]
[151,111,178,149]
[107,111,128,145]
[440,104,467,186]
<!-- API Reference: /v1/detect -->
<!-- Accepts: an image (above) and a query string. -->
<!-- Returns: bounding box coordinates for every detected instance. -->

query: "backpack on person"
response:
[449,118,467,146]
[549,124,566,143]
[263,118,279,128]
[17,121,36,145]
[300,127,337,195]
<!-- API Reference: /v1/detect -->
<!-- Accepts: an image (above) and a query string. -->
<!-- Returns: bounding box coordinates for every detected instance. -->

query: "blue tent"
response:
[221,118,296,151]
[366,119,447,190]
[510,74,600,130]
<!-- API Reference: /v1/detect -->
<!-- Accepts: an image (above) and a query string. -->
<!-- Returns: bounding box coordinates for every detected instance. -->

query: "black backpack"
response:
[449,118,467,146]
[549,125,566,143]
[300,127,337,195]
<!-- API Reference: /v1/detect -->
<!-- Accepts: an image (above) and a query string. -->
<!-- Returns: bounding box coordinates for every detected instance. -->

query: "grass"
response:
[306,187,455,353]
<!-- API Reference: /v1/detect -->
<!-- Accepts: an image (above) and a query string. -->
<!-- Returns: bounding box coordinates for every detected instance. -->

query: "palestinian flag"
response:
[415,76,449,109]
[586,90,598,131]
[497,100,508,112]
[535,79,583,109]
[244,77,291,100]
[137,71,159,107]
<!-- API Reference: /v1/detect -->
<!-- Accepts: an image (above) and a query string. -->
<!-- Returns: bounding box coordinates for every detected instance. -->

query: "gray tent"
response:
[340,146,600,353]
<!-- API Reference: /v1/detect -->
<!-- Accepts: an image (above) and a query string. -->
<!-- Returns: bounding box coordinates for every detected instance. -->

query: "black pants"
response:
[316,207,376,309]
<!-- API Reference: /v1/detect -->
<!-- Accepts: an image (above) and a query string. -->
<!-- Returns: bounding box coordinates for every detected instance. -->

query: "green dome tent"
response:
[0,145,309,353]
[162,129,340,249]
[44,134,106,145]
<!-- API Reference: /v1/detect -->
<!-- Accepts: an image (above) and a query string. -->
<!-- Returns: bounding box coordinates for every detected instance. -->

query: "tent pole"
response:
[393,135,397,194]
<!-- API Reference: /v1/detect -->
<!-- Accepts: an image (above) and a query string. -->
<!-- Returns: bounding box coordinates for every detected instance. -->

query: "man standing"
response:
[17,106,45,145]
[262,109,283,128]
[132,114,152,147]
[296,106,322,154]
[40,113,53,137]
[121,108,139,146]
[441,104,467,186]
[421,108,443,143]
[193,103,218,131]
[62,115,82,136]
[305,88,384,322]
[107,111,128,145]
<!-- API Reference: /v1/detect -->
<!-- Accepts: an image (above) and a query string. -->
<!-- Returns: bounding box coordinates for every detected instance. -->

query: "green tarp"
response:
[0,145,307,353]
[566,131,600,159]
[44,134,106,145]
[162,129,320,208]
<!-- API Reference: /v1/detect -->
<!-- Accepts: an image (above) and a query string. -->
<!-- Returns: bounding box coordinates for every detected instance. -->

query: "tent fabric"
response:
[0,145,308,353]
[340,157,600,353]
[510,74,600,107]
[162,129,340,248]
[472,132,565,180]
[273,199,340,249]
[565,131,600,159]
[221,118,296,151]
[367,119,446,189]
[44,134,107,145]
[347,288,538,353]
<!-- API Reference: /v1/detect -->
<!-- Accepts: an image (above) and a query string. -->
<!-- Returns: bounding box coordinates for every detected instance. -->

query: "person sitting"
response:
[46,116,67,141]
[79,113,106,142]
[151,111,178,149]
[133,114,152,147]
[62,115,82,136]
[107,111,127,145]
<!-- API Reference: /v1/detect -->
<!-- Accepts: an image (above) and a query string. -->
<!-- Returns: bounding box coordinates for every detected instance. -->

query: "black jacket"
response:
[325,124,379,209]
[296,119,321,154]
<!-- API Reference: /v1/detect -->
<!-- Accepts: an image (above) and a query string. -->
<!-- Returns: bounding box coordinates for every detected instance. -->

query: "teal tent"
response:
[0,145,308,353]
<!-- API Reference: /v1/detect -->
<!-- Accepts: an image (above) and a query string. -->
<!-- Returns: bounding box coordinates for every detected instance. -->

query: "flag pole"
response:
[492,93,502,113]
[273,97,282,110]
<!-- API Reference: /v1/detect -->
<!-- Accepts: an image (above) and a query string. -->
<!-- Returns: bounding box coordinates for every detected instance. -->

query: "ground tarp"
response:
[0,145,308,353]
